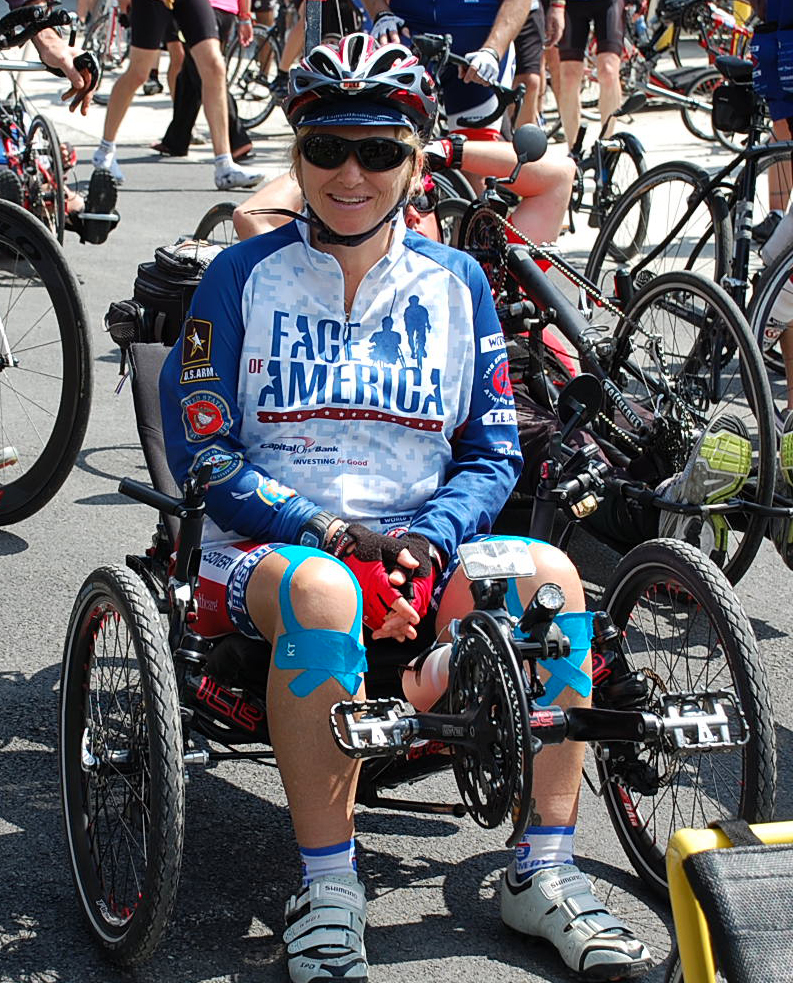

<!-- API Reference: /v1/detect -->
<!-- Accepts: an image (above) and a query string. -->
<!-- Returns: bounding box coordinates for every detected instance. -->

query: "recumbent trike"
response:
[57,346,777,965]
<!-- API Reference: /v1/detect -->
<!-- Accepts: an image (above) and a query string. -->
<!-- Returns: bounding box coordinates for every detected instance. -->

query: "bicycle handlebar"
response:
[0,4,72,51]
[411,33,525,130]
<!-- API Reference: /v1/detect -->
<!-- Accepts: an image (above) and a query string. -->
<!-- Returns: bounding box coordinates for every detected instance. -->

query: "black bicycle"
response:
[0,6,94,523]
[58,351,775,964]
[436,123,776,584]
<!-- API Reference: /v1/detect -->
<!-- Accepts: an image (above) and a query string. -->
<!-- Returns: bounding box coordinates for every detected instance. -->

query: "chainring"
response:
[447,610,534,847]
[458,203,508,298]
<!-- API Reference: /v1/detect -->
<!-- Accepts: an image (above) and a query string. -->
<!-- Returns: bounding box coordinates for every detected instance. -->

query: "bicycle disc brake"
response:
[447,610,534,847]
[458,203,508,297]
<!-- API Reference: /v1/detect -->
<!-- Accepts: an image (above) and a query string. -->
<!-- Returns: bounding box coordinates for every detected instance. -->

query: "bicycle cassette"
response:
[458,203,508,297]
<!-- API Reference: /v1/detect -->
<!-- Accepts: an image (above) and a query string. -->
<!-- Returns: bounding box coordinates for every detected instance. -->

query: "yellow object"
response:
[733,2,752,26]
[655,23,675,53]
[666,822,793,983]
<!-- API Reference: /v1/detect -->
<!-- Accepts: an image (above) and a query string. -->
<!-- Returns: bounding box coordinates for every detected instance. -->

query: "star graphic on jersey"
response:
[187,328,205,356]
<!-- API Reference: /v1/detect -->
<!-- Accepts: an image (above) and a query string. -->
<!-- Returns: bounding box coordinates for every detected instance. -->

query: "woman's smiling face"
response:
[296,125,416,239]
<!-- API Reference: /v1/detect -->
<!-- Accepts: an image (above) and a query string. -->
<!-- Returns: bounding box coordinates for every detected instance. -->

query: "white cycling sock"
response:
[299,838,357,888]
[514,825,575,881]
[214,152,233,173]
[97,138,115,156]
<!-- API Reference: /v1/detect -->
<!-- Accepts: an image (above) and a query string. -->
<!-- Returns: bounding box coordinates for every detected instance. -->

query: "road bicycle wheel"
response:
[598,538,777,898]
[585,161,732,294]
[593,132,648,239]
[194,200,238,247]
[85,11,129,90]
[612,270,775,584]
[23,114,65,243]
[435,196,470,247]
[225,24,281,130]
[432,169,476,205]
[0,201,91,523]
[60,565,185,965]
[664,948,728,982]
[748,236,793,429]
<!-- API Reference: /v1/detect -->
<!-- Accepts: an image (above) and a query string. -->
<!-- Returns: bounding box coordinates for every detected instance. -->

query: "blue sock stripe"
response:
[300,839,356,857]
[525,825,575,836]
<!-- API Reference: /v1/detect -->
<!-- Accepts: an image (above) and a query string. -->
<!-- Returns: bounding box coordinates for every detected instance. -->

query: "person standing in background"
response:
[92,0,264,189]
[555,0,624,146]
[152,0,255,160]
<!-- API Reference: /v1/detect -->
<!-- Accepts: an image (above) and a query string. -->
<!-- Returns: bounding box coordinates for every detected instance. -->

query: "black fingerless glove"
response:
[326,523,436,577]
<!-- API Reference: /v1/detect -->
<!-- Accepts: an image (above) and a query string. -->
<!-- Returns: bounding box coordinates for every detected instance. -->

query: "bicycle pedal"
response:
[660,690,747,752]
[330,697,417,759]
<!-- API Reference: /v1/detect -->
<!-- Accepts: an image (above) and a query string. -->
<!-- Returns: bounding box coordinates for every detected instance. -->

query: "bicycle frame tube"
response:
[507,246,646,431]
[726,137,793,306]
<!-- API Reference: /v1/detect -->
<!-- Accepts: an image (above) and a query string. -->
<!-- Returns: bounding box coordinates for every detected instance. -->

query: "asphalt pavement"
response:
[1,38,793,983]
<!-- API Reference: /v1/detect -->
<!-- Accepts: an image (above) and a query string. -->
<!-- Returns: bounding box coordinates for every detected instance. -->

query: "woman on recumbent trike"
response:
[158,32,653,983]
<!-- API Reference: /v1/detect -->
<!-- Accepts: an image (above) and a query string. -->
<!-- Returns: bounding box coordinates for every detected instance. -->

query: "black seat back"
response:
[128,342,180,546]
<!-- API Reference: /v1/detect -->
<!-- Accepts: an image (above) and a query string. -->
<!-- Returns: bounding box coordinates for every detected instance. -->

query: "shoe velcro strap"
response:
[287,926,364,956]
[283,906,361,944]
[561,903,635,941]
[558,893,611,920]
[285,879,366,924]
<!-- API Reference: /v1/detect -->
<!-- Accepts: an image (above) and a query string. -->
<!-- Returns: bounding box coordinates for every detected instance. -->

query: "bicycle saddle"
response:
[715,54,753,85]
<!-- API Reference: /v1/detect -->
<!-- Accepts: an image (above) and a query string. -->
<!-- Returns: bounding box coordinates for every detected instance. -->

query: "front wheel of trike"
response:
[596,539,777,899]
[59,564,185,965]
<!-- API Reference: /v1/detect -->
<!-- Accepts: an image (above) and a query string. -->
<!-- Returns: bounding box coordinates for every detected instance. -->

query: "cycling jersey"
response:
[159,215,523,562]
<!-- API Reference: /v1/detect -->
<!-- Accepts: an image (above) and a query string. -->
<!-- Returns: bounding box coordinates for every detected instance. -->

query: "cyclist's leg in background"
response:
[166,38,185,102]
[513,5,545,128]
[173,0,231,157]
[557,0,593,145]
[98,0,167,144]
[592,0,624,135]
[760,114,793,411]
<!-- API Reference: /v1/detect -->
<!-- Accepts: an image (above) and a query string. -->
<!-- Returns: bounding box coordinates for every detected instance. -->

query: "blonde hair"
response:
[292,125,425,201]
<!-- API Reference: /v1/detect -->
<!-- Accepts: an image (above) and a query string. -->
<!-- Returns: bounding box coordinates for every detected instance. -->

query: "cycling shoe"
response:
[501,862,654,980]
[284,874,368,982]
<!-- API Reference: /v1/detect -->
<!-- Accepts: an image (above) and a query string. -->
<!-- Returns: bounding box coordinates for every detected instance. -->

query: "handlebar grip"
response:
[118,478,186,517]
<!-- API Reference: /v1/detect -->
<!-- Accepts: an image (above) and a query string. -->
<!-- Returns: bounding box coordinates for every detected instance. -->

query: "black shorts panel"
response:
[559,0,624,61]
[131,0,219,51]
[515,6,545,76]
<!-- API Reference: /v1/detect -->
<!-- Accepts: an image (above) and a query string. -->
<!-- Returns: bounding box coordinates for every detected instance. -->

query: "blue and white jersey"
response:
[159,215,522,559]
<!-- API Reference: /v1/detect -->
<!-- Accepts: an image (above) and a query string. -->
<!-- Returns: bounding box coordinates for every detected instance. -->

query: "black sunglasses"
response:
[298,134,414,172]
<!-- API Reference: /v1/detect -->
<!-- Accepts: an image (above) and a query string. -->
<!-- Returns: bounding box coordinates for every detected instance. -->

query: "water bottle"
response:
[401,642,452,711]
[634,14,650,46]
[761,212,793,324]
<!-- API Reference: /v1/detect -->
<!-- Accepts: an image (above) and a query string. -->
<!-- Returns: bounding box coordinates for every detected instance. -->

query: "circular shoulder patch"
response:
[181,391,233,442]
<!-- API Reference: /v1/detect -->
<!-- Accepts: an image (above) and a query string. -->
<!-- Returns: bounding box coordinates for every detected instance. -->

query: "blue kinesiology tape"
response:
[272,545,367,697]
[506,579,593,704]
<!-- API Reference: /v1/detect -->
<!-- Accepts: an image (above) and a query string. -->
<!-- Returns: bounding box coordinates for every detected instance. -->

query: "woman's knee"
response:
[286,555,361,633]
[529,542,584,609]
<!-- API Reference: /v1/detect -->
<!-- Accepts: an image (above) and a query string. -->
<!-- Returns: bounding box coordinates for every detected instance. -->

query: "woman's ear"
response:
[408,151,425,198]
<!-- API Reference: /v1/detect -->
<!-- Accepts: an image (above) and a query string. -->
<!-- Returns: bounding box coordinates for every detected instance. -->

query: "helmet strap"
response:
[242,203,405,248]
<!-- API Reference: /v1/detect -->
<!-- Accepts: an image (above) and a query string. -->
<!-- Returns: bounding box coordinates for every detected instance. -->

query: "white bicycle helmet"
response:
[286,32,438,139]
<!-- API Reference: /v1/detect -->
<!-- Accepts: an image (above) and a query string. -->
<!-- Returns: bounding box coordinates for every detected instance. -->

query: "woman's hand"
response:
[372,548,421,641]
